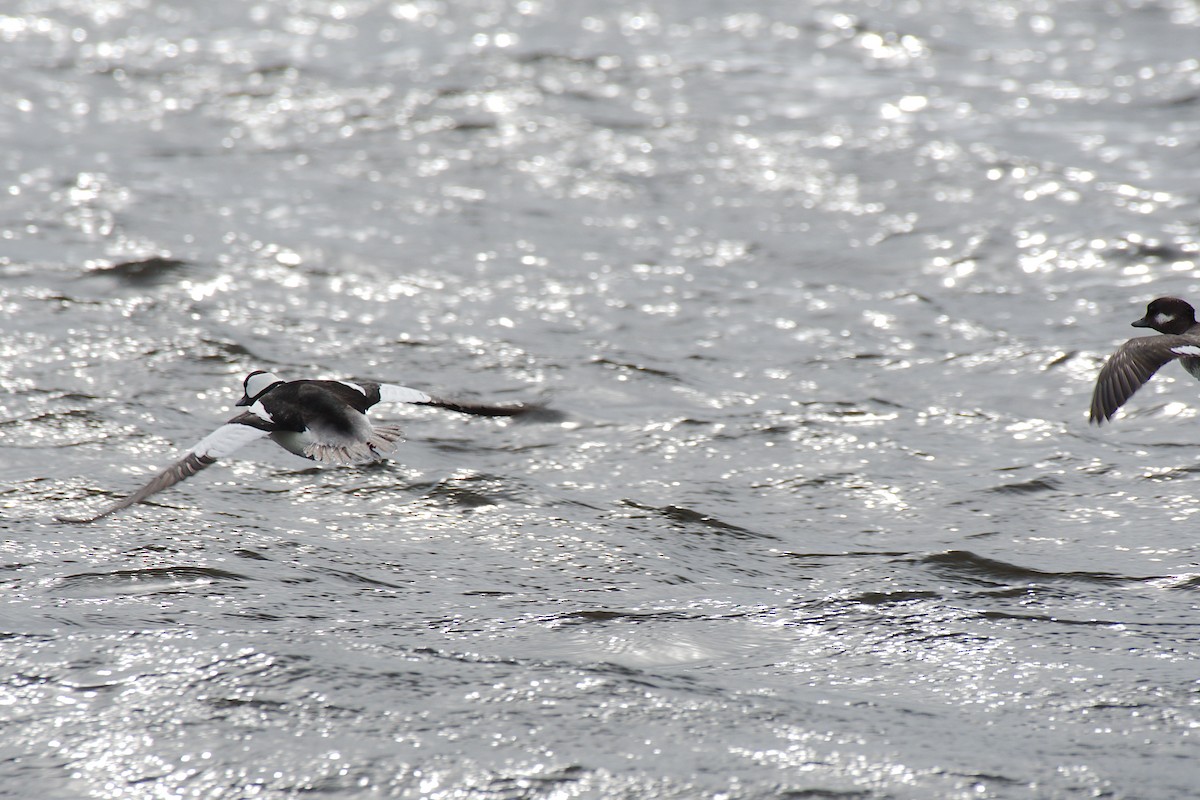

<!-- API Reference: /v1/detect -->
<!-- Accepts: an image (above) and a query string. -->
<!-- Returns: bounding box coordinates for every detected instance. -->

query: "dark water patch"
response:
[418,474,528,509]
[232,610,287,622]
[480,766,589,800]
[1161,91,1200,107]
[618,500,773,540]
[197,337,260,362]
[974,585,1037,601]
[445,118,498,132]
[514,50,607,68]
[775,400,903,426]
[976,610,1132,627]
[780,789,875,799]
[0,408,104,435]
[727,421,794,438]
[410,646,526,669]
[985,477,1060,494]
[589,357,681,381]
[233,548,271,561]
[423,431,552,455]
[847,589,942,606]
[85,257,190,284]
[1105,236,1193,263]
[55,565,251,596]
[206,695,290,713]
[780,550,909,564]
[306,565,406,590]
[1134,439,1200,449]
[279,466,325,478]
[914,550,1133,588]
[337,477,424,498]
[424,485,499,509]
[549,608,693,626]
[763,471,858,490]
[963,530,1001,540]
[423,435,564,460]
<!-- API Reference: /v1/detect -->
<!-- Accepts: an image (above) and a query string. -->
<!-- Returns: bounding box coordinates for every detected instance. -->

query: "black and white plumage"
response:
[1090,297,1200,424]
[59,370,538,522]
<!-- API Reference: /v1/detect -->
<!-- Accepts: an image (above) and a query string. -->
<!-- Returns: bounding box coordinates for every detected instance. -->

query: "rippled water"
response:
[3,1,1200,797]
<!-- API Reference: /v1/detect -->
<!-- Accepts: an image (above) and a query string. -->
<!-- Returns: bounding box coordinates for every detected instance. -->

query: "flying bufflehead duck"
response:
[60,370,539,522]
[1090,297,1200,424]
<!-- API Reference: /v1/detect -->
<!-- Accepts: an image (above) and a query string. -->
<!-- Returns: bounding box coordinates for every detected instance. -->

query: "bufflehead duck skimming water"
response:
[1090,297,1200,424]
[60,370,540,522]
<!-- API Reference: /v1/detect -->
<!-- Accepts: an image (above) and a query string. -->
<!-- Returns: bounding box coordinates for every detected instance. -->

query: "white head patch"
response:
[1171,345,1200,357]
[1156,312,1175,327]
[244,371,282,399]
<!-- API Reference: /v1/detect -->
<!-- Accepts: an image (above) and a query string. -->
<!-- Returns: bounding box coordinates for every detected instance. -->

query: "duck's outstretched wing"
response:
[374,382,542,417]
[1090,336,1198,424]
[58,413,272,523]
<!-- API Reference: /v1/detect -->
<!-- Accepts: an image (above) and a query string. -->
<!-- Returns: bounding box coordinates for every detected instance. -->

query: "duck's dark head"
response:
[1132,297,1197,335]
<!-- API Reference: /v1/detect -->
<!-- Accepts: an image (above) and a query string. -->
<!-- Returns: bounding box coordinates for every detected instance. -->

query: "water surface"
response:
[3,1,1199,797]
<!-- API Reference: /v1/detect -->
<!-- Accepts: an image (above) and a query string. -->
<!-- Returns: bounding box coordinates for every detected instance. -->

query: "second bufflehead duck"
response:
[60,370,540,522]
[1090,297,1200,424]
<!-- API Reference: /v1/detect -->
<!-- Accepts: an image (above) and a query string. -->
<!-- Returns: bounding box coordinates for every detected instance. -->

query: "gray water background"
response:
[2,0,1200,797]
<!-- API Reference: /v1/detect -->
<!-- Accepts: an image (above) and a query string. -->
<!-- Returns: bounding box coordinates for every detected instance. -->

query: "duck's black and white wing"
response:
[58,414,273,523]
[370,382,540,417]
[1090,336,1200,424]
